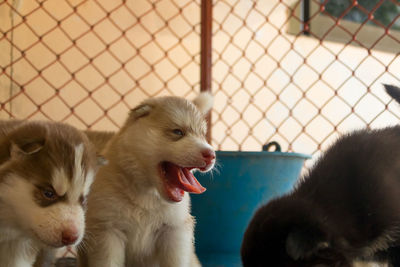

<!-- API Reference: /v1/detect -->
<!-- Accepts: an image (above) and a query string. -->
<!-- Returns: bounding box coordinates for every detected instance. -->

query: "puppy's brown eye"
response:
[172,129,184,137]
[42,188,57,200]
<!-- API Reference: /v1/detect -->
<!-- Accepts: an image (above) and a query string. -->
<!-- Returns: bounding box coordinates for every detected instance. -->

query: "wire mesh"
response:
[0,0,201,131]
[211,0,400,157]
[2,0,400,155]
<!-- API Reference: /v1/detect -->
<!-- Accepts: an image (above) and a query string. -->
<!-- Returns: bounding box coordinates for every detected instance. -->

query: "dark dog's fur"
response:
[241,84,400,267]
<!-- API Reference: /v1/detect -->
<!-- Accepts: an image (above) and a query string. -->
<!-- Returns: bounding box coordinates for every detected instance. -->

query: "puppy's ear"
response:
[384,84,400,105]
[193,92,213,116]
[11,139,45,158]
[286,226,330,260]
[9,123,47,158]
[130,104,152,120]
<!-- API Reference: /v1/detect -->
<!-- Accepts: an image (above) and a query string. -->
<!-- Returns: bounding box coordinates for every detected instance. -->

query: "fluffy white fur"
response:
[79,93,215,267]
[192,92,213,116]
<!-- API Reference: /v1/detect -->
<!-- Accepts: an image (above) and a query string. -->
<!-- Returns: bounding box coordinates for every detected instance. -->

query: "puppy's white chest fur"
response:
[123,194,190,261]
[93,181,192,264]
[0,237,37,267]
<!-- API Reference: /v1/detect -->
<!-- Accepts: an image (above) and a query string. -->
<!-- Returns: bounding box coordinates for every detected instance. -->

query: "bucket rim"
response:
[215,150,312,159]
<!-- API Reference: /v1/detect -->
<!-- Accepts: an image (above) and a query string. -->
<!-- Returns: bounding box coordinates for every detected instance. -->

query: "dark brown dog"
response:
[241,85,400,267]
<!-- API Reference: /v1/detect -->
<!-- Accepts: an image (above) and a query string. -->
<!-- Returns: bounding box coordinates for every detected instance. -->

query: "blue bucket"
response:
[191,143,311,267]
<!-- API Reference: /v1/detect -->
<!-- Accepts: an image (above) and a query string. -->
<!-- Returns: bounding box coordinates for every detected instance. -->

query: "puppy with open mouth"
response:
[0,120,103,267]
[79,93,215,267]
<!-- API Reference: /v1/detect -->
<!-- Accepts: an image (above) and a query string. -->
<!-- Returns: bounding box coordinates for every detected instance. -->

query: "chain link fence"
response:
[1,0,399,158]
[211,0,400,157]
[1,0,201,130]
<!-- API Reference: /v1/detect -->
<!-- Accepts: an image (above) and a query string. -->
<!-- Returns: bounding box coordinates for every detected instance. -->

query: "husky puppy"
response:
[241,84,400,267]
[0,120,102,267]
[78,93,215,267]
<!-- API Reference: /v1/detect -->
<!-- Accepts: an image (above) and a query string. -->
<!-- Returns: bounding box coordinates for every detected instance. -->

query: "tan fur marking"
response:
[52,168,69,197]
[69,144,85,203]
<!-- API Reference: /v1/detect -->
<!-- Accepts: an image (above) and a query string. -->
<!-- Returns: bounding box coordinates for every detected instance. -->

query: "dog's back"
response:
[241,85,400,266]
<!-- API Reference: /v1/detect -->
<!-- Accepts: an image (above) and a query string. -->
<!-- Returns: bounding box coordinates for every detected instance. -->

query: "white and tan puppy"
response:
[79,93,215,267]
[0,120,102,267]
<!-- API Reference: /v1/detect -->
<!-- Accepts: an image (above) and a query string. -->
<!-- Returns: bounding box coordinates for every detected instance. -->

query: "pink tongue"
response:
[164,163,206,202]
